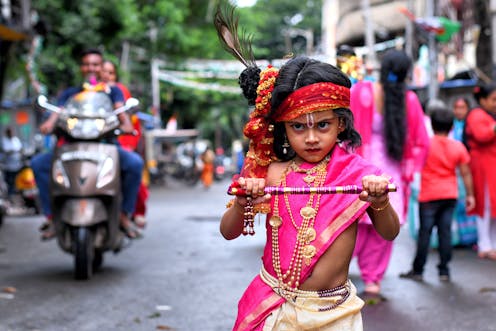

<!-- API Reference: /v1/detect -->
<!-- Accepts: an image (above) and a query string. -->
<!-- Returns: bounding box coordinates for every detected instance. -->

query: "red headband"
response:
[274,82,350,122]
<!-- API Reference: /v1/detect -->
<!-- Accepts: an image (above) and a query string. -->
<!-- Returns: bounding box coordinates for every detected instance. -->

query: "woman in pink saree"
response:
[350,50,430,295]
[216,8,401,330]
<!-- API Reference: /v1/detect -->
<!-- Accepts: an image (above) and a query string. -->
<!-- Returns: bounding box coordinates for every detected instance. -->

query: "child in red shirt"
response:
[400,106,475,282]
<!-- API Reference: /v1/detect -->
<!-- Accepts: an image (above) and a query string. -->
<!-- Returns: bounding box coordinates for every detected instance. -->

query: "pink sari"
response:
[350,81,429,219]
[233,145,381,331]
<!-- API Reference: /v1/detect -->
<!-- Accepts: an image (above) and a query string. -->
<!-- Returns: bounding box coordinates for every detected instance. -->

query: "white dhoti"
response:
[261,268,364,331]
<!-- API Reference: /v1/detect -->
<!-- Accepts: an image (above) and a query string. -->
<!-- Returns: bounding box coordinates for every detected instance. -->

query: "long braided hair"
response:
[379,49,412,161]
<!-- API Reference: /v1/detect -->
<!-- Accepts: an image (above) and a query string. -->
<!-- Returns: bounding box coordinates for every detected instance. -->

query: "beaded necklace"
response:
[269,155,329,292]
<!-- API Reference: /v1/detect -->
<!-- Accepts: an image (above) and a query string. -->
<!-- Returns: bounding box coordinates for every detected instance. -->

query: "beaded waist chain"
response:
[260,267,350,312]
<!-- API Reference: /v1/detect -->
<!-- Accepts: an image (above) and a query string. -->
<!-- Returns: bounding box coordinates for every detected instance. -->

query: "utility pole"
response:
[151,58,162,126]
[404,0,414,59]
[321,0,339,63]
[362,0,377,71]
[426,0,439,103]
[491,0,496,77]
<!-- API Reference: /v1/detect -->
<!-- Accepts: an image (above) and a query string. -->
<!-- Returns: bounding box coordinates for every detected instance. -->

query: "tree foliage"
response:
[27,0,322,149]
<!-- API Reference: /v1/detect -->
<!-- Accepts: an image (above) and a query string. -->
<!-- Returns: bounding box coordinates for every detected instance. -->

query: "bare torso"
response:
[266,161,358,291]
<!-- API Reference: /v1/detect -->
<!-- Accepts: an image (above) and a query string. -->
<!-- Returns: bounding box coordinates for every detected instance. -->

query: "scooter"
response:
[36,92,139,280]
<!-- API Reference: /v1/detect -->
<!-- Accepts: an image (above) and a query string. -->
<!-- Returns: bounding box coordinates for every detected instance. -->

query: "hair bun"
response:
[238,66,261,105]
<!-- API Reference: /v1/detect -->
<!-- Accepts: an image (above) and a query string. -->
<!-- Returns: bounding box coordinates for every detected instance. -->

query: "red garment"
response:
[465,108,496,218]
[418,135,470,202]
[118,114,141,151]
[115,82,141,151]
[112,82,148,217]
[133,183,148,216]
[116,82,131,101]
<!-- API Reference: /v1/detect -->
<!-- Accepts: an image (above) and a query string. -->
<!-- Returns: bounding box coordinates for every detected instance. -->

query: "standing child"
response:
[400,106,475,282]
[215,6,400,330]
[464,83,496,260]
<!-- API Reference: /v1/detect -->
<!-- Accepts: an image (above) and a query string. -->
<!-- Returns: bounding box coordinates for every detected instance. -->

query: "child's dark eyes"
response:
[291,123,305,130]
[290,121,331,131]
[317,121,330,129]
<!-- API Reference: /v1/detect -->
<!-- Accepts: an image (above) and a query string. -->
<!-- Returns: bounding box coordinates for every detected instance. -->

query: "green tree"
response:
[27,0,323,151]
[243,0,323,59]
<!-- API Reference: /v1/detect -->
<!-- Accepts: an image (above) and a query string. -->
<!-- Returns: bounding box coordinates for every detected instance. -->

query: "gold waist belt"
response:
[260,266,350,311]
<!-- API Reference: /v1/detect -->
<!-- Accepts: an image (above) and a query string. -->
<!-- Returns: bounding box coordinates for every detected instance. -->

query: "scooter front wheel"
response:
[73,227,94,280]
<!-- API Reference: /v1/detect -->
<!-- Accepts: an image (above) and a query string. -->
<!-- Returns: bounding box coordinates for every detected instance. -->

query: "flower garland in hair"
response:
[228,65,279,233]
[254,65,279,116]
[242,65,279,180]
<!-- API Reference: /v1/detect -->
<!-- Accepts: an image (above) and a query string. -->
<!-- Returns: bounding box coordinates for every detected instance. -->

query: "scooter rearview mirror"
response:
[126,98,139,108]
[37,95,48,106]
[36,95,61,113]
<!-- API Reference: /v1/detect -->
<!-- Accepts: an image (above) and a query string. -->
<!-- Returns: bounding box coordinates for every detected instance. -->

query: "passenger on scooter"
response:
[101,59,148,229]
[32,48,144,240]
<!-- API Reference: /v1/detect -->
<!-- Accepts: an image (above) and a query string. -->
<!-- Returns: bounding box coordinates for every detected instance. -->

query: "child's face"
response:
[283,110,343,164]
[453,99,469,120]
[101,62,117,84]
[480,90,496,114]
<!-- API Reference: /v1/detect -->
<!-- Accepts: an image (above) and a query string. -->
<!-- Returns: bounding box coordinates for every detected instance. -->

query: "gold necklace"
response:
[289,155,330,185]
[269,156,329,291]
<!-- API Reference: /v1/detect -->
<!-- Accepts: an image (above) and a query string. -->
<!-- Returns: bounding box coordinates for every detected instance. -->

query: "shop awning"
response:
[335,1,408,45]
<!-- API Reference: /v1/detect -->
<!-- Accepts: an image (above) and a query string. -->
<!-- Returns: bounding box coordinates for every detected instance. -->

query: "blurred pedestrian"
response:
[336,44,361,84]
[350,49,430,295]
[450,97,478,246]
[452,97,470,143]
[464,83,496,260]
[1,127,23,195]
[400,106,474,282]
[102,59,148,229]
[200,147,215,189]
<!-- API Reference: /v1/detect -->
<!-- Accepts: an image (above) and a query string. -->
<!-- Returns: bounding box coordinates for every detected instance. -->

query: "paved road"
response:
[0,178,495,331]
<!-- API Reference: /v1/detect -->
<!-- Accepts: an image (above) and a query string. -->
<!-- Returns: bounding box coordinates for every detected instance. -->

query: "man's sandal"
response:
[40,222,56,241]
[39,221,51,232]
[120,223,142,239]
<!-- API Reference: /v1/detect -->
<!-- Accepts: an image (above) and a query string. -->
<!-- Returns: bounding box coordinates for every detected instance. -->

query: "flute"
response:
[227,183,397,196]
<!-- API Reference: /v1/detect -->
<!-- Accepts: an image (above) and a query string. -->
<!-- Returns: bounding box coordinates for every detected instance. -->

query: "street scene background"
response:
[1,178,495,331]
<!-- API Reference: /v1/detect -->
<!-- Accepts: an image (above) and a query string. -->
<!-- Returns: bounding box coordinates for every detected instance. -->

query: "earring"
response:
[282,136,290,155]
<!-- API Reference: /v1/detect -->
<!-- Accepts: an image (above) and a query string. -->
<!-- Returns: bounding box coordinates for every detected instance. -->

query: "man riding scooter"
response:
[32,48,143,240]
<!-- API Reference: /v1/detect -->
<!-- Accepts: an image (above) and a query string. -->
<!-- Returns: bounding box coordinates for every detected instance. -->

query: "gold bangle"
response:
[369,197,390,211]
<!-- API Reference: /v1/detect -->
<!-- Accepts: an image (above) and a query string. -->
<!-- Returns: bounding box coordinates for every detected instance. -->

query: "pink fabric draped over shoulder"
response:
[350,81,430,219]
[233,146,382,331]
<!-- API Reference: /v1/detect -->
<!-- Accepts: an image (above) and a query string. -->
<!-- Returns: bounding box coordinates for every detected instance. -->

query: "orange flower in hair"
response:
[241,66,279,179]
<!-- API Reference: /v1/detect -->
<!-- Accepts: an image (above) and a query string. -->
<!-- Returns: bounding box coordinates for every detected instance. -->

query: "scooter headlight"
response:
[53,160,70,188]
[67,118,104,139]
[96,157,115,188]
